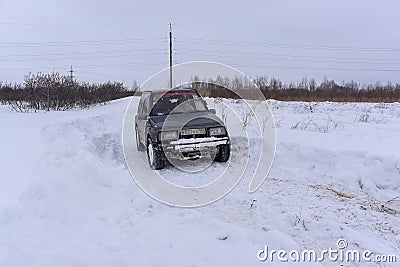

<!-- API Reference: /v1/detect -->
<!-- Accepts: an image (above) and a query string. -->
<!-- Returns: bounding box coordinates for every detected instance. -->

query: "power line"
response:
[228,63,400,72]
[0,61,166,71]
[1,59,397,73]
[0,38,166,47]
[3,47,398,63]
[0,48,166,58]
[177,37,400,52]
[0,22,164,28]
[175,48,400,62]
[0,51,167,62]
[176,51,400,65]
[0,37,163,45]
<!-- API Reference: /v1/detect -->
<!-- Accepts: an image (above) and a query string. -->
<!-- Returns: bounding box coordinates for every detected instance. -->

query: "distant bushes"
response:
[0,72,134,112]
[2,72,399,112]
[191,76,400,102]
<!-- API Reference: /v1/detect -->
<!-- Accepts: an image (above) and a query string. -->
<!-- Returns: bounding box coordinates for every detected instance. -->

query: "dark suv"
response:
[135,88,230,170]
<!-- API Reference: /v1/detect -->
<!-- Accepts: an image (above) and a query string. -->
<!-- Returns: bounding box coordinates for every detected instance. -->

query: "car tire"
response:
[214,144,230,162]
[135,126,145,151]
[147,138,165,170]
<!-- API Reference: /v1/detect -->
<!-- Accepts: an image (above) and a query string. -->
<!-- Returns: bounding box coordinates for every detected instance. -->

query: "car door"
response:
[135,94,144,134]
[137,92,151,143]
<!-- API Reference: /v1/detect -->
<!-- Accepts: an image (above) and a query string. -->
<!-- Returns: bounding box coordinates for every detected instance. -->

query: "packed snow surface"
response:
[0,97,399,266]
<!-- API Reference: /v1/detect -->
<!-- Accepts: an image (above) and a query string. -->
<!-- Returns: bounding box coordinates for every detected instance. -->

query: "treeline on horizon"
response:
[1,72,399,112]
[192,76,400,103]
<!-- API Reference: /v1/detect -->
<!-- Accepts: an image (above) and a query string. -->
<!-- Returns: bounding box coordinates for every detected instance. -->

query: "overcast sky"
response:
[1,0,399,87]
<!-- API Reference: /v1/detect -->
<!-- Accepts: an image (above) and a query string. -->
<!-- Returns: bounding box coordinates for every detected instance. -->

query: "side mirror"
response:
[209,109,216,114]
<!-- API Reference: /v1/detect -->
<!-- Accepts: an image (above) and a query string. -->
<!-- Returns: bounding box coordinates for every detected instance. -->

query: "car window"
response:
[150,92,207,116]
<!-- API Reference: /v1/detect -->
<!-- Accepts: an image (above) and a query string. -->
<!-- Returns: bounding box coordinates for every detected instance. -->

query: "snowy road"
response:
[0,98,399,266]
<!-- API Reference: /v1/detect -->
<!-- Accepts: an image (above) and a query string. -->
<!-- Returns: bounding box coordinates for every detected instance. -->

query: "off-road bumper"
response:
[161,136,230,159]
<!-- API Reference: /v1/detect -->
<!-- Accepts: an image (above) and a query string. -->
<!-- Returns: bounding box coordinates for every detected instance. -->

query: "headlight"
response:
[209,127,226,136]
[159,130,178,141]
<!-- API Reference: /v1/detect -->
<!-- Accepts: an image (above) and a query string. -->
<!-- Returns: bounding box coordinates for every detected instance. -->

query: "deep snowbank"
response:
[0,98,398,266]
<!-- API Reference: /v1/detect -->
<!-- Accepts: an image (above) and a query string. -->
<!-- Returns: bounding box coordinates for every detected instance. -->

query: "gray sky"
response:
[1,0,399,87]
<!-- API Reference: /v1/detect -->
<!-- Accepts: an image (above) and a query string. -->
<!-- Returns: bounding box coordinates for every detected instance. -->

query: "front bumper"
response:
[161,136,230,159]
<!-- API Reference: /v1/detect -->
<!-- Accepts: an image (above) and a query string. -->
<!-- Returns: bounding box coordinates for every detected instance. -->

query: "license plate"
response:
[180,128,206,135]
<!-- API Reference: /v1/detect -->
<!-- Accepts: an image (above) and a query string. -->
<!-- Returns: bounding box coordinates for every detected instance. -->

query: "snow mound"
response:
[0,98,399,266]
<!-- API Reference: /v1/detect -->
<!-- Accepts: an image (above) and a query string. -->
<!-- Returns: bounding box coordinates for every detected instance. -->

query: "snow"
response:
[0,98,399,266]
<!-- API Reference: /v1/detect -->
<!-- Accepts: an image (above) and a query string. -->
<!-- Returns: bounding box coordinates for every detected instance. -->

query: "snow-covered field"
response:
[0,97,399,266]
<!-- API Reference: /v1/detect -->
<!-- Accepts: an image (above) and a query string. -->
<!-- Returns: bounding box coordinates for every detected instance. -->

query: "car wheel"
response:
[214,144,230,162]
[135,126,145,151]
[147,138,165,170]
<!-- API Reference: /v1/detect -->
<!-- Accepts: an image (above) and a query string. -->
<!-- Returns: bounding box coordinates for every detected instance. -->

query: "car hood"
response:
[149,112,224,130]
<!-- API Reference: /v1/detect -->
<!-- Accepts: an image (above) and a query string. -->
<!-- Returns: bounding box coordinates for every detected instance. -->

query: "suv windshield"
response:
[150,91,208,116]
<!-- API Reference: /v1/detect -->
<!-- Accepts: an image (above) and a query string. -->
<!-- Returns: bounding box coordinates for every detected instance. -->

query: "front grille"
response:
[179,133,207,139]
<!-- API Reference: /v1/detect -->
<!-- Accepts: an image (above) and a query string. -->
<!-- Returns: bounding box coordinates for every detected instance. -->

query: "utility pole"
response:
[169,23,173,89]
[69,66,74,82]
